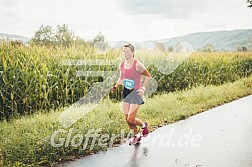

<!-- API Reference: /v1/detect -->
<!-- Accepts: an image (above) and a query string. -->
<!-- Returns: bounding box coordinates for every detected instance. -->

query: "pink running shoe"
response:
[138,136,141,142]
[129,136,141,145]
[142,122,149,137]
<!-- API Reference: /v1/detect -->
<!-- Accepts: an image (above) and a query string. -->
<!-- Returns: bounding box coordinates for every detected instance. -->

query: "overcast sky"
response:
[0,0,252,41]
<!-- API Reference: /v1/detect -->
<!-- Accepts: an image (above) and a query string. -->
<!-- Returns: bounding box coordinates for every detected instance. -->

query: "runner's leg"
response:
[123,102,137,133]
[127,104,144,135]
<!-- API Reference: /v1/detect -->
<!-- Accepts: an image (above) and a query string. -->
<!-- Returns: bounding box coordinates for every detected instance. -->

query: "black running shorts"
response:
[122,87,144,105]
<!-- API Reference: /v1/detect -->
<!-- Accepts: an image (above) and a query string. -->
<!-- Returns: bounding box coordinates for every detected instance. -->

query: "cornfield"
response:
[0,42,252,120]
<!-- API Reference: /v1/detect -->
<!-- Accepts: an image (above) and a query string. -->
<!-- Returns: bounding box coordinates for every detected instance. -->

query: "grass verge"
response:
[0,75,252,166]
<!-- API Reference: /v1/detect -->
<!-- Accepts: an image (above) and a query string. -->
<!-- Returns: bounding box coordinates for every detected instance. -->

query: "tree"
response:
[92,32,109,52]
[30,25,55,46]
[247,0,252,8]
[202,44,215,52]
[243,46,248,52]
[30,24,84,47]
[236,45,248,52]
[73,37,88,46]
[167,46,174,52]
[55,24,75,47]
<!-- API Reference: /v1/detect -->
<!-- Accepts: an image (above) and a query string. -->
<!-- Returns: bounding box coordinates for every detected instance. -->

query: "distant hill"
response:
[0,33,30,43]
[1,29,251,51]
[110,29,252,51]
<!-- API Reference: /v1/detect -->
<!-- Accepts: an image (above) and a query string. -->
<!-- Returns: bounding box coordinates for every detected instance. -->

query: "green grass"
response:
[0,75,252,166]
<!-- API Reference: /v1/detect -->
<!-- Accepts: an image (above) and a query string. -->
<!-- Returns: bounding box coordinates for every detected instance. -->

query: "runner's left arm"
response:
[136,61,152,91]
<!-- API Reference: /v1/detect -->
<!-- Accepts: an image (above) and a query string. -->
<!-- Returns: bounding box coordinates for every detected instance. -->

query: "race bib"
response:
[123,79,135,89]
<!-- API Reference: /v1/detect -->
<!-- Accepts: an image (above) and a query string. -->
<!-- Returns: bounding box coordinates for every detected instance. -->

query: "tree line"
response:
[29,24,109,50]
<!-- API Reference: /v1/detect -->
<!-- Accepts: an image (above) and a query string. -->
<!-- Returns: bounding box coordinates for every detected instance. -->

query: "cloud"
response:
[0,0,20,24]
[0,0,19,7]
[1,0,252,41]
[117,0,207,19]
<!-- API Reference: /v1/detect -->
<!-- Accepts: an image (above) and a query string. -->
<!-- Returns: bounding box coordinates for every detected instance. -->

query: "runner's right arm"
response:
[111,64,124,93]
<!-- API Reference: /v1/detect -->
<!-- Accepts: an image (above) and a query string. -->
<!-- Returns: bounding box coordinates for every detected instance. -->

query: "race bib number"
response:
[123,79,135,89]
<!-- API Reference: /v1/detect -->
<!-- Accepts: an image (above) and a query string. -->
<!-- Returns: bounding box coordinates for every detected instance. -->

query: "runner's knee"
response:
[127,118,135,125]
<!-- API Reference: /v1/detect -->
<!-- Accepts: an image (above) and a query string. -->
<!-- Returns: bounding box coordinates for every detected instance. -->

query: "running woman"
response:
[111,44,152,145]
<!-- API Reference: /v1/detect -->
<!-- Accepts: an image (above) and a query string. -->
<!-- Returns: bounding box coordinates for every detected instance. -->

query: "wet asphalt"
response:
[58,95,252,167]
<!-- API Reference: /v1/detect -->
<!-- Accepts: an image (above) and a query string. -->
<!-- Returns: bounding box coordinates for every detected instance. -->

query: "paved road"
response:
[58,95,252,167]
